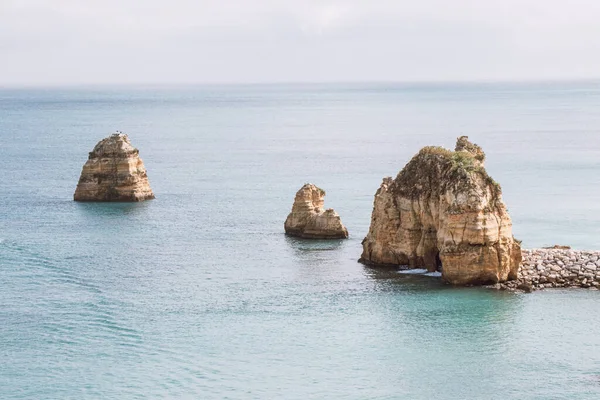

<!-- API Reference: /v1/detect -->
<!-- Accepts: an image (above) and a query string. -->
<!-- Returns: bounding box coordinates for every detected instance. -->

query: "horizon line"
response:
[1,77,600,90]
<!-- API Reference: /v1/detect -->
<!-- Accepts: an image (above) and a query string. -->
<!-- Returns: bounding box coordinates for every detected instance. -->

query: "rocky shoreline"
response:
[488,248,600,292]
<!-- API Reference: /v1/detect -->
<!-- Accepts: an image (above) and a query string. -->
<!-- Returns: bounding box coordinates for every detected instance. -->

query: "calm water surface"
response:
[1,82,600,399]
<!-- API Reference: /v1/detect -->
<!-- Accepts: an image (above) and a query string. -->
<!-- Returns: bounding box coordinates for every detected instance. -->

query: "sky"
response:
[2,0,600,86]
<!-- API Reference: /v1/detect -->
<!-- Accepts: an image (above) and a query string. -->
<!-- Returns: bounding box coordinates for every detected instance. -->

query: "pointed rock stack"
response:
[74,133,155,202]
[360,136,521,285]
[284,184,349,239]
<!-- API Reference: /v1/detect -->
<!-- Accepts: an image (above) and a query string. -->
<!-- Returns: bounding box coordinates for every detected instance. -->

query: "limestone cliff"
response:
[285,184,349,239]
[74,133,155,202]
[360,136,521,285]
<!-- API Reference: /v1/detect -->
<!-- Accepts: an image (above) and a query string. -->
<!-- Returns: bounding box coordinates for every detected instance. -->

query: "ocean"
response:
[1,82,600,399]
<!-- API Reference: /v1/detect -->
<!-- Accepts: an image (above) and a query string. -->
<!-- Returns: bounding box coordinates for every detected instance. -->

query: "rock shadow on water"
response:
[363,264,448,292]
[283,235,350,279]
[75,201,152,218]
[362,264,520,301]
[284,235,345,253]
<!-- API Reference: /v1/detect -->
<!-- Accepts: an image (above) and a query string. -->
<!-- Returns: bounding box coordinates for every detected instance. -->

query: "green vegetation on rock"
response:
[391,138,502,204]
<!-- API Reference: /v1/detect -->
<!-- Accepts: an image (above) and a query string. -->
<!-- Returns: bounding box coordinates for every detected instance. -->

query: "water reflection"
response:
[284,235,345,253]
[71,201,155,240]
[282,235,349,281]
[362,264,448,292]
[75,200,152,217]
[361,263,521,335]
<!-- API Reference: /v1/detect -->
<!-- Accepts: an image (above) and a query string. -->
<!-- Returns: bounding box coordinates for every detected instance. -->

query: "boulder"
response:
[74,133,155,202]
[359,136,521,285]
[284,184,348,239]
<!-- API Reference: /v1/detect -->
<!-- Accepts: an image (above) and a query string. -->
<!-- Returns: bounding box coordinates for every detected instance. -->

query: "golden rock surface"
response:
[360,136,521,285]
[74,133,154,202]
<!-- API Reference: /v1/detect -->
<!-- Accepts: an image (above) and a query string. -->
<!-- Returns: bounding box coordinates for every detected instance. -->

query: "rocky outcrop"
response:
[360,136,521,285]
[490,249,600,292]
[284,184,348,239]
[74,133,155,202]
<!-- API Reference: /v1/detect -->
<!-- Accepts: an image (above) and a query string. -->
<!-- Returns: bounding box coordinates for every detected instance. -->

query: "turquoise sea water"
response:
[1,82,600,399]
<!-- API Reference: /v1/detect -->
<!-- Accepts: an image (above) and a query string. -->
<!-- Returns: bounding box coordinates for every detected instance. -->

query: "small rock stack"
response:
[491,249,600,292]
[284,184,348,239]
[74,133,154,202]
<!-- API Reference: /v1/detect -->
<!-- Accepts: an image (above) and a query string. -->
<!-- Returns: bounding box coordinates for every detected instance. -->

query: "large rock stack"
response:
[360,136,521,285]
[74,133,154,202]
[284,184,349,239]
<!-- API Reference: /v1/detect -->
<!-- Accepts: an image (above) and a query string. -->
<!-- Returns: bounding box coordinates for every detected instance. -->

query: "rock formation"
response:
[284,184,349,239]
[360,136,521,285]
[74,133,155,202]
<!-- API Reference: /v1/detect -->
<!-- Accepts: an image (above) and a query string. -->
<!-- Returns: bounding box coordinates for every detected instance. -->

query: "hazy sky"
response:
[2,0,600,86]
